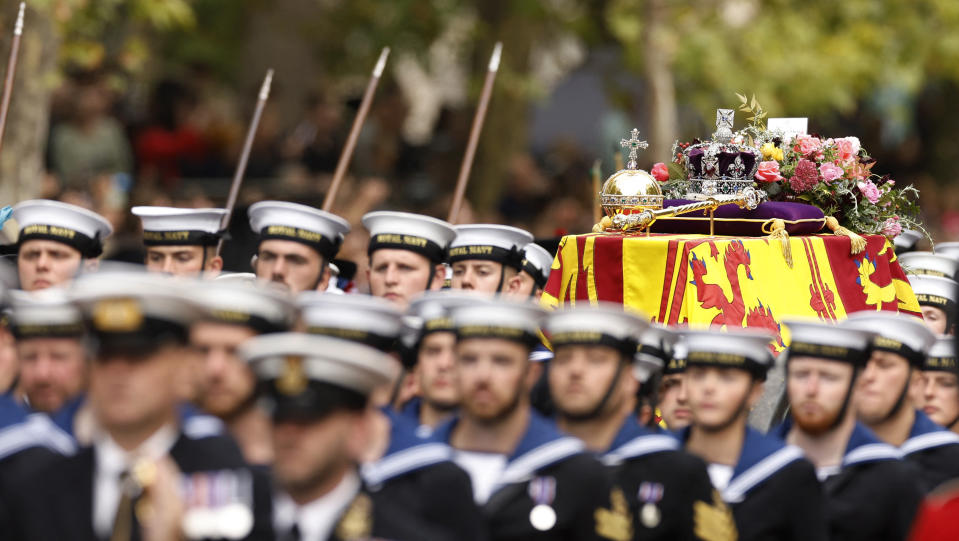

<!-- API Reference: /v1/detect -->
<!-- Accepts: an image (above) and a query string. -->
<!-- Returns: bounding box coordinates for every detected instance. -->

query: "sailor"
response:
[656,342,692,431]
[504,243,553,300]
[131,206,228,277]
[5,270,273,540]
[7,289,87,413]
[841,311,959,492]
[241,332,480,541]
[546,304,729,541]
[8,200,113,291]
[677,328,827,541]
[774,319,923,541]
[898,252,959,281]
[248,201,350,294]
[362,211,456,310]
[397,291,478,434]
[295,292,485,541]
[448,224,533,295]
[893,229,924,254]
[909,274,957,335]
[917,337,959,435]
[436,298,618,541]
[190,279,297,465]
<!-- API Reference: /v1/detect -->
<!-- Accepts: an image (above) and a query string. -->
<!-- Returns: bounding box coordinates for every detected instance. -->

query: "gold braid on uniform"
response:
[693,490,738,541]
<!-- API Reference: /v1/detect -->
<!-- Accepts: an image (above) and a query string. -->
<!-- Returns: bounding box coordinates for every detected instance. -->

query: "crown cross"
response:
[620,129,648,170]
[713,109,735,143]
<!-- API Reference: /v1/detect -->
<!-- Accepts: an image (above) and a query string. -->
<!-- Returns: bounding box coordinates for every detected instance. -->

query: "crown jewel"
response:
[682,109,759,200]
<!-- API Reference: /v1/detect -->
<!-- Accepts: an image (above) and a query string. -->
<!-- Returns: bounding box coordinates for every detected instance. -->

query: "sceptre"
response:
[0,3,25,157]
[216,69,273,256]
[322,46,390,212]
[447,42,502,223]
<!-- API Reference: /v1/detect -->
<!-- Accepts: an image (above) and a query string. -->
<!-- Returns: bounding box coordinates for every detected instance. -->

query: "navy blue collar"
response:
[901,410,959,455]
[602,415,679,466]
[680,425,804,503]
[773,418,900,467]
[361,408,452,487]
[0,394,75,460]
[435,410,584,489]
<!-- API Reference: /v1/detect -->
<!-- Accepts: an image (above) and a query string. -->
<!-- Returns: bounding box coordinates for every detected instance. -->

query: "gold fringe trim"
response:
[764,219,794,268]
[825,216,867,254]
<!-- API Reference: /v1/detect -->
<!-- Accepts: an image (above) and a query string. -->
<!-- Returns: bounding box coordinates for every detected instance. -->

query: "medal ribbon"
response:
[528,476,557,506]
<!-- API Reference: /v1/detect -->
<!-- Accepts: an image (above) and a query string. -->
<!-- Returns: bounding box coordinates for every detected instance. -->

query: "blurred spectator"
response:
[48,76,133,187]
[282,92,345,174]
[135,79,208,188]
[497,153,550,225]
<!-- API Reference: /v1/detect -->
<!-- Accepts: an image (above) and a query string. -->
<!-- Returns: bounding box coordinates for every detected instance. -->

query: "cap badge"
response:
[92,298,144,332]
[276,355,308,396]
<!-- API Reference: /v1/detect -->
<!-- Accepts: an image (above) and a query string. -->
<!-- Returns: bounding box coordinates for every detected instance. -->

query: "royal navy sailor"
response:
[899,252,959,281]
[8,199,113,291]
[6,270,273,540]
[132,206,228,277]
[504,242,553,300]
[448,224,534,295]
[362,210,456,310]
[436,298,619,541]
[916,337,959,436]
[190,278,297,465]
[909,274,957,336]
[545,304,730,541]
[249,201,350,294]
[841,311,959,492]
[774,319,922,541]
[7,289,88,413]
[656,341,692,431]
[678,328,827,541]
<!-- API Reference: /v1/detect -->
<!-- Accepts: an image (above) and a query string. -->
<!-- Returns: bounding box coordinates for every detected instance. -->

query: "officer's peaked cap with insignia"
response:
[193,280,296,334]
[924,337,957,374]
[679,327,775,378]
[450,298,545,347]
[297,291,402,352]
[12,199,113,258]
[362,211,456,264]
[249,201,350,261]
[839,311,936,366]
[448,224,534,270]
[898,252,958,280]
[8,289,84,340]
[783,318,875,366]
[240,333,399,398]
[132,206,227,247]
[520,243,553,289]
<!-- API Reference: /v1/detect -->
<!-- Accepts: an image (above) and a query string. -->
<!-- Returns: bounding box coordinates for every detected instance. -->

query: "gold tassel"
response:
[765,219,794,268]
[825,216,867,254]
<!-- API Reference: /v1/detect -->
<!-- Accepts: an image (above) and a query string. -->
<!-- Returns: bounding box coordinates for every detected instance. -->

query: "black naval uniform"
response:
[680,426,828,541]
[361,410,487,541]
[775,420,923,541]
[5,415,274,541]
[434,412,620,541]
[602,417,729,541]
[900,410,959,493]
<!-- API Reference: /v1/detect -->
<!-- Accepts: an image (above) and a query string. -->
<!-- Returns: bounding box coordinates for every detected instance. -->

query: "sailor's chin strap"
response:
[827,366,861,431]
[881,366,914,423]
[560,351,631,422]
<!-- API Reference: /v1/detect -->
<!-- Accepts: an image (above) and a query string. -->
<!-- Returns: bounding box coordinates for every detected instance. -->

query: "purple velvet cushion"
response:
[648,200,825,236]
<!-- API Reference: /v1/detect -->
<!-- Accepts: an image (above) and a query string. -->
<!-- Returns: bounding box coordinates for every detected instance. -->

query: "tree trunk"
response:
[0,5,57,210]
[642,0,678,164]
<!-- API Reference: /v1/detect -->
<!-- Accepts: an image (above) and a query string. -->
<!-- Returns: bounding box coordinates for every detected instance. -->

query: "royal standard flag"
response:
[541,233,920,350]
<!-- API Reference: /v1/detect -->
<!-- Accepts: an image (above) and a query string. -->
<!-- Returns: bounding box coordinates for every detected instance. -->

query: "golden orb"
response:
[599,168,664,219]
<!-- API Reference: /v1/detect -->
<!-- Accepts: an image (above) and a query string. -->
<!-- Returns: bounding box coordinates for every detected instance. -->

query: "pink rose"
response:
[857,181,881,204]
[819,162,843,183]
[834,137,861,162]
[882,216,902,238]
[651,162,669,182]
[794,134,823,157]
[754,161,783,183]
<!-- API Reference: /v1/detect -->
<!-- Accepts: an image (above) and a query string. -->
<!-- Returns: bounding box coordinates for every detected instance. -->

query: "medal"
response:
[528,476,558,531]
[640,503,661,528]
[530,504,557,531]
[217,503,255,540]
[638,482,664,528]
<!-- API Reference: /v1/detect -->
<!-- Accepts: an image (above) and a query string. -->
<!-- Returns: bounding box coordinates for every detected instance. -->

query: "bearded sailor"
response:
[678,328,827,541]
[774,319,922,541]
[841,311,959,492]
[132,206,228,277]
[436,298,619,541]
[546,304,731,541]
